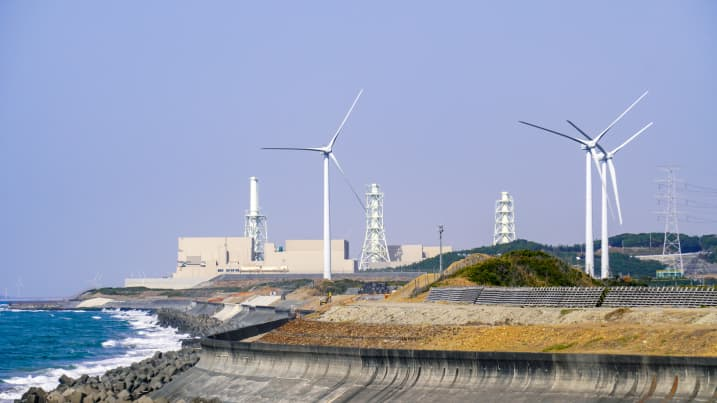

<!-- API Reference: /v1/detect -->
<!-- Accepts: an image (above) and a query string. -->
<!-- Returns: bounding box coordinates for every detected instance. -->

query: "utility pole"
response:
[438,225,444,275]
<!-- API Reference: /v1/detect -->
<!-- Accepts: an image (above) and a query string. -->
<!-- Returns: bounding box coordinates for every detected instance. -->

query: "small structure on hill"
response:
[493,191,516,245]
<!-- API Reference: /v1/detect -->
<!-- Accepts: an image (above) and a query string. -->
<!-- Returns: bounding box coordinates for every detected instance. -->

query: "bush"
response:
[456,250,597,287]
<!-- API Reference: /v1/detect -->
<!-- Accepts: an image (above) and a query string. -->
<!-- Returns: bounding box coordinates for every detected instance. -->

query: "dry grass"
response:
[258,319,717,356]
[257,302,717,357]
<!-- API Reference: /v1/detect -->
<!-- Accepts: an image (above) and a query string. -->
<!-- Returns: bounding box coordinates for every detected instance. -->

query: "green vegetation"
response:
[594,253,665,279]
[452,250,598,287]
[372,232,717,280]
[83,279,317,299]
[314,279,364,295]
[83,287,159,296]
[315,279,405,295]
[543,342,577,352]
[609,232,717,257]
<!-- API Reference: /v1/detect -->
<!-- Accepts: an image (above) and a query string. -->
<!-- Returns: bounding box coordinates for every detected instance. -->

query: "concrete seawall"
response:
[155,330,717,402]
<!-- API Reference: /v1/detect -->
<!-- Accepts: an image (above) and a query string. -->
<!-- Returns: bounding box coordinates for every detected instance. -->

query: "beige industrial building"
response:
[125,237,451,289]
[125,237,356,289]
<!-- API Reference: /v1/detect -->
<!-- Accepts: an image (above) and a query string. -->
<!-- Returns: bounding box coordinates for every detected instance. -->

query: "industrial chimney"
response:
[244,176,268,261]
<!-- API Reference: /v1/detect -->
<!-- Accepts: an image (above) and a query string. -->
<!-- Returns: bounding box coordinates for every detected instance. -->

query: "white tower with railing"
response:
[359,183,391,270]
[493,191,516,245]
[244,176,268,261]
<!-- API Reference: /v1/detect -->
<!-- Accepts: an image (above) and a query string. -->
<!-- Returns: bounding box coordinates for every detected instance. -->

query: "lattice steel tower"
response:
[657,167,683,274]
[359,183,390,270]
[244,176,268,261]
[493,191,516,245]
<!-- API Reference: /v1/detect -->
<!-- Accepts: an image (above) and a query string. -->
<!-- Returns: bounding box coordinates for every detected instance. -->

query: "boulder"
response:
[46,391,64,403]
[68,389,86,403]
[81,393,98,403]
[59,374,75,386]
[112,381,126,393]
[163,365,177,377]
[116,389,131,401]
[19,387,47,403]
[149,376,164,391]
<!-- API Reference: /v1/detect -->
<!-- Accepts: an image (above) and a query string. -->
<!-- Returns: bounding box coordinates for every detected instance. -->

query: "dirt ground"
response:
[258,301,717,356]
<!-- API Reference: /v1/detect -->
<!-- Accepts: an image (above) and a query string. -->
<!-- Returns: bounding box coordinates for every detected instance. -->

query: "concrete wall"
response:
[264,239,354,274]
[155,336,717,402]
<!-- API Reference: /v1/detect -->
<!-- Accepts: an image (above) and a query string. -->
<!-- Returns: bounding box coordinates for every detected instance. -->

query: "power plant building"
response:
[124,176,450,288]
[125,237,356,289]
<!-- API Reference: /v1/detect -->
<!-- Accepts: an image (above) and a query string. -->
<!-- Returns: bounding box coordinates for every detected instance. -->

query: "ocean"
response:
[0,306,188,402]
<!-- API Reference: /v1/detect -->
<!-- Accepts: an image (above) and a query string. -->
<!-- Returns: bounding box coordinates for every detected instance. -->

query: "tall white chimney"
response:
[245,176,267,261]
[249,176,259,215]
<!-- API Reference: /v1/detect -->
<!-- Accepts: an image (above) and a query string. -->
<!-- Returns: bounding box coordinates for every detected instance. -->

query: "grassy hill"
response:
[449,250,599,287]
[378,237,675,279]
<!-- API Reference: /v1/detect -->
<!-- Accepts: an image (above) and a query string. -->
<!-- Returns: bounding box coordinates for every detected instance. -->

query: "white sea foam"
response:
[0,310,188,401]
[91,316,102,320]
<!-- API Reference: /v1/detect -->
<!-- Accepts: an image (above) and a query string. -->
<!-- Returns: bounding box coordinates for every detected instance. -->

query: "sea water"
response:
[0,307,188,402]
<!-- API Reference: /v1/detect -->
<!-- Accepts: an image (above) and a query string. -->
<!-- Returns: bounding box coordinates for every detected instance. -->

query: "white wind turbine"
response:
[519,91,648,277]
[568,119,653,278]
[263,90,366,280]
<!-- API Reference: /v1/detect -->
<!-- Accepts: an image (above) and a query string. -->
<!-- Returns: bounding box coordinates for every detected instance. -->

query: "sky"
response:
[1,1,716,297]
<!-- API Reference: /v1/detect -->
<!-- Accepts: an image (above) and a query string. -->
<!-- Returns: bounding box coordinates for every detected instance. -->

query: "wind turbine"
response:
[569,120,653,278]
[519,91,648,278]
[263,90,366,280]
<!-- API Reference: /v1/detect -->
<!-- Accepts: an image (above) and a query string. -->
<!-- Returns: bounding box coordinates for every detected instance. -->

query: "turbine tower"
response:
[588,122,652,278]
[520,91,648,278]
[244,176,268,261]
[493,191,516,245]
[359,183,391,270]
[262,90,366,280]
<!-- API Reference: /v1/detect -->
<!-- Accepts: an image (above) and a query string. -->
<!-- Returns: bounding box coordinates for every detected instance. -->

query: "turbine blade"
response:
[595,91,649,142]
[261,147,325,152]
[607,159,623,225]
[329,153,366,211]
[518,121,588,145]
[566,120,594,141]
[327,89,364,151]
[595,156,616,221]
[611,122,653,155]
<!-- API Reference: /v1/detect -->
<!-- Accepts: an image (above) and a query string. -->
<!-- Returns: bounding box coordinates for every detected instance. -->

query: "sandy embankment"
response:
[316,302,717,326]
[258,302,717,356]
[76,297,117,308]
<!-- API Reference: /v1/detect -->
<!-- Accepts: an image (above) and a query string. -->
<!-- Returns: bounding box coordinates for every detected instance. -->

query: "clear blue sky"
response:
[1,1,715,297]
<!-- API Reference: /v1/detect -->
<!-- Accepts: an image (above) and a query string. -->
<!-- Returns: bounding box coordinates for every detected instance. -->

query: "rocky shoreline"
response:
[156,308,222,339]
[19,350,201,403]
[16,308,221,403]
